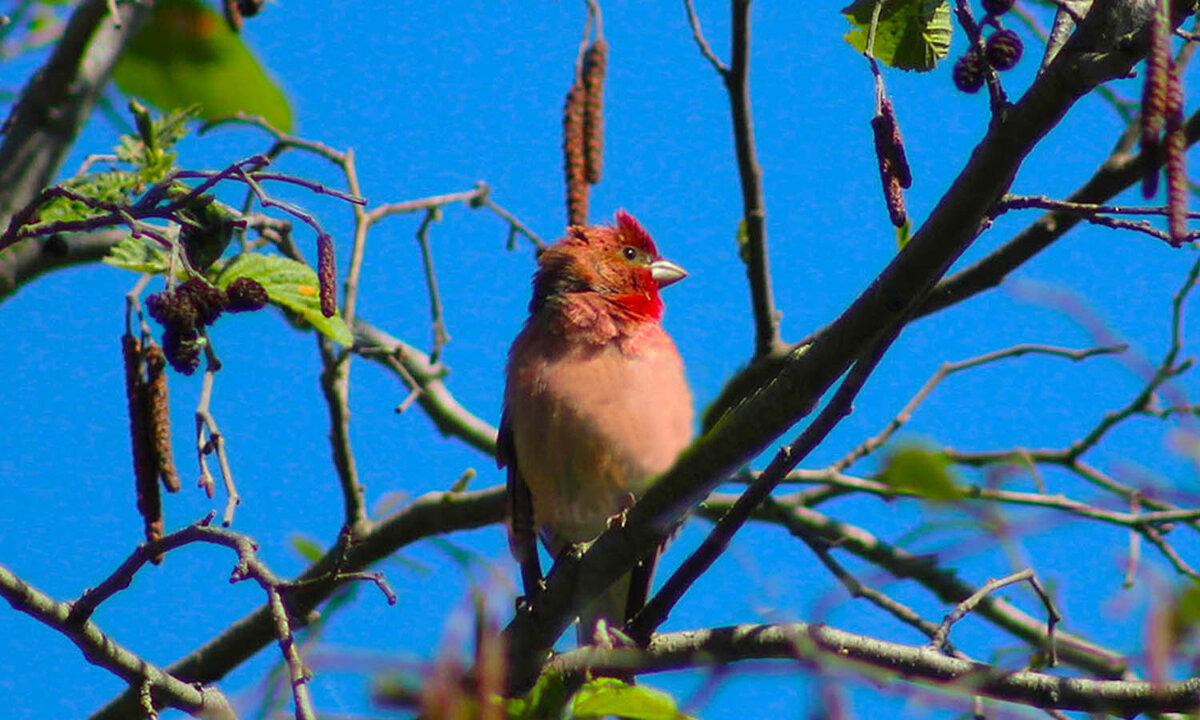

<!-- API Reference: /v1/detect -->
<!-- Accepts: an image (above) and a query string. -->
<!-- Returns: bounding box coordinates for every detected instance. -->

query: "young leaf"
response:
[571,678,694,720]
[214,253,353,346]
[113,0,292,131]
[508,672,569,720]
[843,0,951,72]
[879,443,964,501]
[103,234,171,275]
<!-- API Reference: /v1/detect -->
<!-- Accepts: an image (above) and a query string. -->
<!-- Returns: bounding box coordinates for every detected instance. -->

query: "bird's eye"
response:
[622,246,638,261]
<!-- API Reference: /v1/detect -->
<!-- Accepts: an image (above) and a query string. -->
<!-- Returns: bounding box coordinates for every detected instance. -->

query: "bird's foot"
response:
[589,618,638,650]
[605,492,638,530]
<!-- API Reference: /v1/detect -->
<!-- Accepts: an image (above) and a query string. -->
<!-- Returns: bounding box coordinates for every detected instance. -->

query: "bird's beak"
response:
[650,258,687,288]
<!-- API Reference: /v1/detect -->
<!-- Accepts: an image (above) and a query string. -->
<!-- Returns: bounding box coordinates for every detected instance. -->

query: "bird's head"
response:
[531,210,686,320]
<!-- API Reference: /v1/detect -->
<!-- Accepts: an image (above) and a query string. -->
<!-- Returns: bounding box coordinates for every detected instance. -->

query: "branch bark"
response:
[0,0,150,225]
[548,622,1200,716]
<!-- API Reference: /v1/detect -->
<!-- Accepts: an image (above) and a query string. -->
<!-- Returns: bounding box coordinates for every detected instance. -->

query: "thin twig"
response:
[682,0,728,75]
[930,569,1061,667]
[195,346,238,525]
[777,496,956,651]
[266,586,317,720]
[415,209,451,363]
[833,343,1127,472]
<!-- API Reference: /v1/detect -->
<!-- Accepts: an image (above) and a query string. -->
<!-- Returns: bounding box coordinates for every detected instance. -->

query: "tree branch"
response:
[0,229,125,303]
[0,0,150,224]
[88,485,504,720]
[0,561,236,720]
[547,622,1200,715]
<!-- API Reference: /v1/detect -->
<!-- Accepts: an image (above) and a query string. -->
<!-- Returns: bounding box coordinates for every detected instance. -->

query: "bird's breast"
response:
[506,328,693,545]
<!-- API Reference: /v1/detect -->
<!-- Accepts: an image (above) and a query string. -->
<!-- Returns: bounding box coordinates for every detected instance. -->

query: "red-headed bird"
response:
[498,210,692,645]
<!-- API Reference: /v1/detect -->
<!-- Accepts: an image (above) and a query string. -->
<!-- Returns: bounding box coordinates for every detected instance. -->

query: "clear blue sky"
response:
[1,1,1198,718]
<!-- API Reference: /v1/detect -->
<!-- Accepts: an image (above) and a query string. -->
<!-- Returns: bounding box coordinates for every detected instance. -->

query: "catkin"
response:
[144,341,181,493]
[582,40,608,185]
[1141,0,1171,199]
[317,232,337,318]
[563,79,589,226]
[124,334,163,563]
[872,96,909,227]
[1165,63,1188,246]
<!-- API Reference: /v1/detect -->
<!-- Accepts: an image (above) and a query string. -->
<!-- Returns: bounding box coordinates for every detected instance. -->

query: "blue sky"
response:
[1,1,1198,718]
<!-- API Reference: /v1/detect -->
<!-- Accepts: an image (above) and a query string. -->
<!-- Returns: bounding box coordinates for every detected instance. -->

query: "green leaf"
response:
[843,0,951,72]
[289,533,325,563]
[103,234,171,274]
[113,0,292,131]
[116,106,200,182]
[879,443,964,501]
[214,253,352,345]
[571,678,694,720]
[1173,581,1200,634]
[508,672,569,720]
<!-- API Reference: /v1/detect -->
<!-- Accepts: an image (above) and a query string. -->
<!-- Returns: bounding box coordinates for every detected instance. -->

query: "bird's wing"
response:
[499,409,543,601]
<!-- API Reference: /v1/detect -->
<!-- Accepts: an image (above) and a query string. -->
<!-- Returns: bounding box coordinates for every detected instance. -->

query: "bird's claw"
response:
[605,492,638,530]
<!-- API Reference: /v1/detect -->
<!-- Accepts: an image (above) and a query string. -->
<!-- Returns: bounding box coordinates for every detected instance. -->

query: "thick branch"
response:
[0,229,125,302]
[0,0,150,224]
[353,321,498,456]
[548,623,1200,715]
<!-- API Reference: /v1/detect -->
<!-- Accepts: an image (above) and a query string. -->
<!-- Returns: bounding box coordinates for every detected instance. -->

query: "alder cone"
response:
[162,326,202,376]
[226,277,269,313]
[953,52,984,94]
[178,277,226,327]
[985,30,1023,71]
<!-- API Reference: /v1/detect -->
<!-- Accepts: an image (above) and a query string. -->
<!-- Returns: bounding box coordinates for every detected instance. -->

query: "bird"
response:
[498,209,692,646]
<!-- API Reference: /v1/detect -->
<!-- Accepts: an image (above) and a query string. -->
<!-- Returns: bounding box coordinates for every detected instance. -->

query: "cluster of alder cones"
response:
[145,276,268,375]
[952,0,1023,93]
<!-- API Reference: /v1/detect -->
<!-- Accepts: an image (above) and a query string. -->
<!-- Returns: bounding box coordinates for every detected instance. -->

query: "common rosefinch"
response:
[498,210,692,645]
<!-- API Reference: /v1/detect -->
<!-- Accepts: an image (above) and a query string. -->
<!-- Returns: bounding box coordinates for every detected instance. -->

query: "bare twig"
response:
[415,209,451,363]
[195,346,239,525]
[353,322,498,456]
[682,0,727,75]
[265,586,316,720]
[89,486,505,720]
[696,499,1129,679]
[780,497,956,651]
[834,342,1127,472]
[930,569,1060,667]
